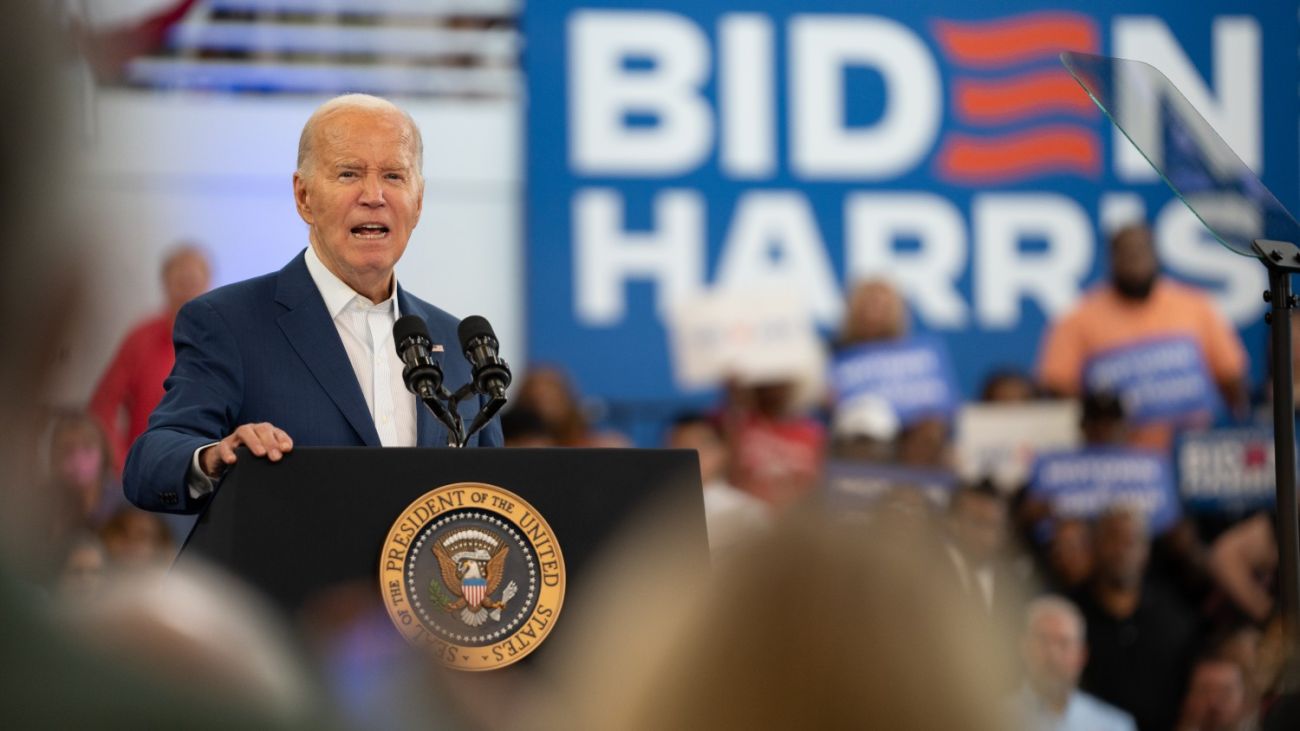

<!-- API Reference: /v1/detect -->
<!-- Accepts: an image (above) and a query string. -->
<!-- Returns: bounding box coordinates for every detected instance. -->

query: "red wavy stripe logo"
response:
[933,13,1099,68]
[935,126,1100,183]
[954,69,1098,125]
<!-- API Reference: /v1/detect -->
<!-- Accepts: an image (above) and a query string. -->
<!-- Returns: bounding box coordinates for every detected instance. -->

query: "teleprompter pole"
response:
[1254,239,1300,689]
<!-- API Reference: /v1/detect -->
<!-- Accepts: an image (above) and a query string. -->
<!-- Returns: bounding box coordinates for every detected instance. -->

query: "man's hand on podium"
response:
[200,422,294,478]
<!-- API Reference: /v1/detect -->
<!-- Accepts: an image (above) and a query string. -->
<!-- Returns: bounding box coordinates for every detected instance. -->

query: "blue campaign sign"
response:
[831,335,959,425]
[823,460,957,512]
[1176,427,1277,513]
[1082,335,1221,425]
[1029,447,1180,533]
[522,0,1297,439]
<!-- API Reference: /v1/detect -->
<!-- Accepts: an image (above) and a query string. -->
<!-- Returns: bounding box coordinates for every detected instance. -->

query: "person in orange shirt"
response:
[89,245,211,474]
[1036,224,1247,451]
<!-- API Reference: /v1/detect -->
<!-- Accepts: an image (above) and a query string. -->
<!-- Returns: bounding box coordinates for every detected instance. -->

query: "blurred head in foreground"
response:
[58,564,319,723]
[539,509,1013,730]
[0,9,326,726]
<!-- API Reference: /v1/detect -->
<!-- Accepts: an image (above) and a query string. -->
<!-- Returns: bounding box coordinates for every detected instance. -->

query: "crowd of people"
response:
[3,4,1296,724]
[29,247,213,603]
[494,224,1296,731]
[18,221,1297,731]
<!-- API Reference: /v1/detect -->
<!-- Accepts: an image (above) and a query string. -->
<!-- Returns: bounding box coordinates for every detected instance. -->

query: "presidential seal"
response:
[379,482,565,671]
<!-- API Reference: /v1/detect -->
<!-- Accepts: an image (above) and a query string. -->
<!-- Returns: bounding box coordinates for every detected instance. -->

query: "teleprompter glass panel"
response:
[1061,51,1300,256]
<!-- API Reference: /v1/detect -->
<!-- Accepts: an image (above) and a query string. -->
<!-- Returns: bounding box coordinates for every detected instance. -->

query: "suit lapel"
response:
[275,252,382,447]
[415,397,446,447]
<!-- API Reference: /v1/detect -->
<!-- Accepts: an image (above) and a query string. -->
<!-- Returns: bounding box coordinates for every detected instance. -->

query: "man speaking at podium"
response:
[124,94,502,514]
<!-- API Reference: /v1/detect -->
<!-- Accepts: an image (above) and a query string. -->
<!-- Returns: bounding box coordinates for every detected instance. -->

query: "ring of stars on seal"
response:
[408,511,538,644]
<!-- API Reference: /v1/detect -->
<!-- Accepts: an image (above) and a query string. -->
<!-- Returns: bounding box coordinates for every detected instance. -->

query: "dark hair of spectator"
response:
[1081,390,1126,424]
[979,368,1040,402]
[668,411,723,439]
[500,406,550,442]
[949,477,1003,515]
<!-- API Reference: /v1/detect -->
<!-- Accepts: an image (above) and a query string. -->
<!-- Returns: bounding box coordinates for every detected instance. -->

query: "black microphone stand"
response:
[1253,239,1300,690]
[439,382,505,448]
[419,384,465,448]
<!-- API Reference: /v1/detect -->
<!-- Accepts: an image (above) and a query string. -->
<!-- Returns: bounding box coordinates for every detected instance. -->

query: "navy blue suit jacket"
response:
[123,250,503,514]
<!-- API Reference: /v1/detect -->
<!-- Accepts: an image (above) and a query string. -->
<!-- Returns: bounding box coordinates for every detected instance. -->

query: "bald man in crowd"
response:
[1012,595,1136,731]
[1036,224,1247,451]
[124,94,501,514]
[90,244,210,473]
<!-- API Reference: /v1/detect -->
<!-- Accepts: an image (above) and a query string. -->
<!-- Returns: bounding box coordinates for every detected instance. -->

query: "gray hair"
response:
[1025,595,1085,639]
[296,93,424,176]
[160,241,210,278]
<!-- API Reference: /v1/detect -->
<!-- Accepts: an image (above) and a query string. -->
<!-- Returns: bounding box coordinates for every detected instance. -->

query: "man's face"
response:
[293,107,423,297]
[1023,610,1086,695]
[1094,511,1149,587]
[1049,520,1093,589]
[163,250,210,311]
[1110,227,1159,301]
[949,493,1007,567]
[668,422,727,485]
[847,281,907,342]
[1180,661,1247,731]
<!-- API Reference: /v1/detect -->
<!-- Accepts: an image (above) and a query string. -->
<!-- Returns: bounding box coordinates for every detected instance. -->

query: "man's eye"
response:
[339,171,358,179]
[385,173,405,181]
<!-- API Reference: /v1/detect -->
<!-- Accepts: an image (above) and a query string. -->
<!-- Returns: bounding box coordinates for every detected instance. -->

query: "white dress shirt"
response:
[302,245,416,448]
[1010,685,1138,731]
[188,246,418,498]
[945,543,995,611]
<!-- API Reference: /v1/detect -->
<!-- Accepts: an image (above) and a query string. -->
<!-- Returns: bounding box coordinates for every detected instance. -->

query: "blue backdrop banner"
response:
[523,0,1298,442]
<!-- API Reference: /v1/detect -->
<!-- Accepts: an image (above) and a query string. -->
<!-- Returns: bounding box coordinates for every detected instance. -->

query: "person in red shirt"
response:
[723,377,826,510]
[90,244,211,473]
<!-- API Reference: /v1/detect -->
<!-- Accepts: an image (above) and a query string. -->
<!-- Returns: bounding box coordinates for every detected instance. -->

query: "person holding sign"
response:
[832,278,960,462]
[1036,224,1247,451]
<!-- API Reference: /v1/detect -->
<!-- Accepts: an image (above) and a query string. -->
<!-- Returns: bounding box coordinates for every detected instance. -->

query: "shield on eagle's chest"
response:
[462,576,487,609]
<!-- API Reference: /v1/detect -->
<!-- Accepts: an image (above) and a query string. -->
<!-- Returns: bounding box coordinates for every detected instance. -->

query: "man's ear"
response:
[292,171,313,224]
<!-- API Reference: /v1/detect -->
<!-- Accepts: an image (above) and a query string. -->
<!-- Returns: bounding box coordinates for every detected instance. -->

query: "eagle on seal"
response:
[433,543,510,627]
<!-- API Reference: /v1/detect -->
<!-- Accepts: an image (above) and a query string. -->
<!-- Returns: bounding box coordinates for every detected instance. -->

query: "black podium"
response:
[178,448,706,620]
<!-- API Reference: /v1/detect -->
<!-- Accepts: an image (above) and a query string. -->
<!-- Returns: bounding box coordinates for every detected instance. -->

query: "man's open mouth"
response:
[351,223,389,239]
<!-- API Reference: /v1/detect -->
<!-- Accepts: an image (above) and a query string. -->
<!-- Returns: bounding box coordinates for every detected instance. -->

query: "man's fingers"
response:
[216,423,294,468]
[231,422,291,461]
[274,428,294,451]
[251,423,285,460]
[200,422,295,479]
[235,423,270,457]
